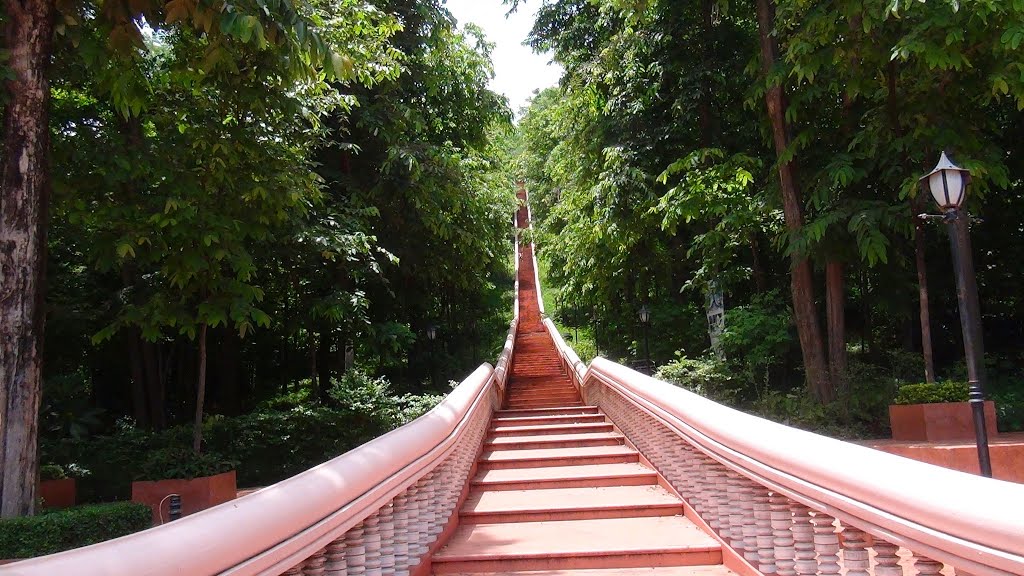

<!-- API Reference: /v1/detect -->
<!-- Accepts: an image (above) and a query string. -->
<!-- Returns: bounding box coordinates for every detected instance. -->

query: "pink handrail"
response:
[543,317,585,385]
[584,359,1024,575]
[525,222,1024,575]
[6,365,500,576]
[8,213,523,575]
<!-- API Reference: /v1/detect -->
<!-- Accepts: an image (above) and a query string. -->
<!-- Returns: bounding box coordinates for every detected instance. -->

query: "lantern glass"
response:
[928,169,965,211]
[638,306,650,324]
[427,326,437,341]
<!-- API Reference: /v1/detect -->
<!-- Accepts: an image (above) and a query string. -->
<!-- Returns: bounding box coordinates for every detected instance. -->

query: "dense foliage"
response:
[516,0,1024,430]
[40,2,512,430]
[42,373,443,502]
[894,382,970,405]
[0,502,151,558]
[2,0,516,516]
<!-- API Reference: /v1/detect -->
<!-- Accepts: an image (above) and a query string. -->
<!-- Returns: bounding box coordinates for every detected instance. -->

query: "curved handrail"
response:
[522,188,545,316]
[528,238,1024,576]
[10,187,521,576]
[513,214,520,324]
[7,365,499,576]
[584,359,1024,575]
[543,317,585,385]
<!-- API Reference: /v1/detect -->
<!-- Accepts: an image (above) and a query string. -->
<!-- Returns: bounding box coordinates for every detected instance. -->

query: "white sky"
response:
[444,0,563,117]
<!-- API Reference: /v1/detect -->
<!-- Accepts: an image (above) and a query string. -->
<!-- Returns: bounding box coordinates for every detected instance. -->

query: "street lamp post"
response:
[919,151,992,478]
[638,305,651,373]
[426,324,438,388]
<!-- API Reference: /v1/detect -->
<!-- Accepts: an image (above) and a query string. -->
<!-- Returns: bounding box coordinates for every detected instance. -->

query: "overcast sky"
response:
[445,0,563,117]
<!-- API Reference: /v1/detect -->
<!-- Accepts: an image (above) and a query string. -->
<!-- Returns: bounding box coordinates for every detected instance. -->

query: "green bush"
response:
[0,502,151,559]
[136,447,237,481]
[894,382,969,405]
[39,465,67,481]
[654,355,746,403]
[749,377,895,440]
[719,291,793,389]
[41,374,445,501]
[993,390,1024,432]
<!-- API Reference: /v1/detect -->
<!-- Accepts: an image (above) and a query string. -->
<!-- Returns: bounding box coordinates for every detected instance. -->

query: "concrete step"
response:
[506,400,583,408]
[472,463,659,491]
[492,414,607,427]
[507,385,578,393]
[432,516,722,573]
[496,407,599,418]
[485,432,624,451]
[506,404,585,411]
[461,485,683,523]
[490,423,615,438]
[506,386,575,391]
[506,396,582,406]
[434,566,738,576]
[478,445,639,470]
[505,393,579,402]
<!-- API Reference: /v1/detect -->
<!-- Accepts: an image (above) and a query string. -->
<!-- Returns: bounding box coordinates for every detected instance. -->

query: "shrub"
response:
[136,447,237,481]
[654,355,746,403]
[749,378,894,440]
[894,382,970,405]
[993,390,1024,433]
[0,502,150,559]
[40,375,445,501]
[39,465,67,481]
[719,291,793,388]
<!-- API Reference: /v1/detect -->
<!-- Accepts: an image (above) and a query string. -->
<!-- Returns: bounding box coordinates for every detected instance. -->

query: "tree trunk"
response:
[192,324,208,454]
[316,327,333,402]
[750,234,767,293]
[890,61,936,384]
[826,261,847,391]
[220,328,241,415]
[143,341,166,429]
[127,331,150,426]
[754,0,832,403]
[914,206,936,383]
[0,0,55,518]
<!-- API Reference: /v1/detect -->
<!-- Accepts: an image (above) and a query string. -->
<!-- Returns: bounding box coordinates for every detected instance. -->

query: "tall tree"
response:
[1,0,388,515]
[753,0,832,402]
[0,0,56,517]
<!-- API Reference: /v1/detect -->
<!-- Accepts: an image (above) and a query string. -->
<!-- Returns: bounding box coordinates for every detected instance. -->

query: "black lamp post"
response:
[426,324,438,388]
[638,305,651,372]
[919,151,992,478]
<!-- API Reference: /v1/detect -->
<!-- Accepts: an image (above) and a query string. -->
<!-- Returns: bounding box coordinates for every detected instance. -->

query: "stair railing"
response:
[573,354,1024,575]
[517,186,1024,576]
[9,339,516,576]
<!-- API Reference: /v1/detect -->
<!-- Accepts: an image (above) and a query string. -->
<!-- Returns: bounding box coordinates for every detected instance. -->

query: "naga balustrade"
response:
[536,274,1023,576]
[6,359,507,576]
[5,230,522,576]
[516,187,1024,576]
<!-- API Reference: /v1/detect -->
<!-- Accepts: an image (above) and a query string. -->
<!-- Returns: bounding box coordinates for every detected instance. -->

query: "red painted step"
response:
[460,485,684,523]
[432,517,722,573]
[485,432,625,450]
[496,406,599,418]
[471,462,659,491]
[429,191,731,576]
[490,423,615,437]
[491,414,607,427]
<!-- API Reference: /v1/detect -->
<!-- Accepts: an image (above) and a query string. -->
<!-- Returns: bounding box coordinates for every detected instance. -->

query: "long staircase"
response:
[9,185,1023,576]
[430,197,733,575]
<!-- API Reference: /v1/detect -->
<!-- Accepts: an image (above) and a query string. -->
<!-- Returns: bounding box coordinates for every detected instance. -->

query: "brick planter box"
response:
[39,478,76,509]
[131,470,236,524]
[889,401,998,442]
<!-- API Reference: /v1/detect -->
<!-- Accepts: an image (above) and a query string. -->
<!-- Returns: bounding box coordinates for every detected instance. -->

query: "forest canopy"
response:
[515,0,1024,426]
[1,0,516,516]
